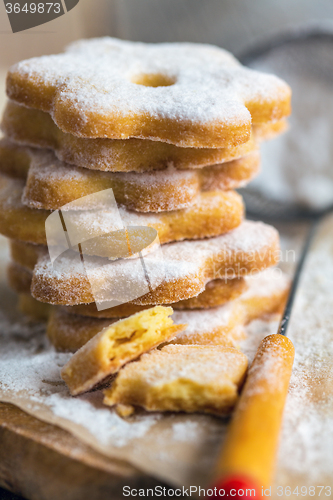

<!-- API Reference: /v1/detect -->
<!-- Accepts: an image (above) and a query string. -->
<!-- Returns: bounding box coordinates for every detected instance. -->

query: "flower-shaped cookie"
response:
[6,38,291,147]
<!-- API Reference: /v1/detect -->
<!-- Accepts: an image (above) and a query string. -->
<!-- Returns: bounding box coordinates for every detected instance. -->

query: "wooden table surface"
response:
[0,402,168,500]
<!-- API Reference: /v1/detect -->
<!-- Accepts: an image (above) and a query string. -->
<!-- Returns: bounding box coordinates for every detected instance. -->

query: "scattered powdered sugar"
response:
[278,369,333,482]
[172,421,200,442]
[0,285,228,485]
[47,392,159,448]
[242,267,290,299]
[240,319,279,363]
[8,37,289,142]
[173,268,288,343]
[243,216,333,484]
[276,231,333,481]
[0,308,159,448]
[173,303,234,335]
[0,309,67,396]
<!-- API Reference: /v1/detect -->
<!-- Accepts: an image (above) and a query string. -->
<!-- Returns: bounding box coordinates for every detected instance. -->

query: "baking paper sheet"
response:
[1,215,333,493]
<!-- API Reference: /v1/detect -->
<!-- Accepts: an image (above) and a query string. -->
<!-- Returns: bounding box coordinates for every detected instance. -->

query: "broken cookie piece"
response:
[103,345,248,415]
[61,306,186,395]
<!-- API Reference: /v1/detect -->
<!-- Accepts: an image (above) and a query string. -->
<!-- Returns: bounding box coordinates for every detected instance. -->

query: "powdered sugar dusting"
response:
[275,219,333,482]
[172,421,200,442]
[1,175,241,245]
[0,308,159,448]
[172,268,288,344]
[7,38,290,144]
[23,150,201,212]
[1,101,260,174]
[36,220,278,280]
[114,345,248,387]
[242,267,290,299]
[31,221,278,305]
[242,216,333,485]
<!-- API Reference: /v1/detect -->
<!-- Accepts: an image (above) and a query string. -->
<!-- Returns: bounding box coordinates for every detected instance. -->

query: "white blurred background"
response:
[0,0,332,110]
[1,0,332,107]
[1,0,333,64]
[0,0,333,105]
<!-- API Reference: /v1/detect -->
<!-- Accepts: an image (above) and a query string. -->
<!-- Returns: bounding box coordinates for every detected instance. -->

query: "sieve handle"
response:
[211,334,295,499]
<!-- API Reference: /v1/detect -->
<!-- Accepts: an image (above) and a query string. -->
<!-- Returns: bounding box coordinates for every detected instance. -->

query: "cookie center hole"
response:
[132,73,176,87]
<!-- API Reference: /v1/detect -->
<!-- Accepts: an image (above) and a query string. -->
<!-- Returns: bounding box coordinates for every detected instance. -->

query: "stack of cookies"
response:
[0,38,291,415]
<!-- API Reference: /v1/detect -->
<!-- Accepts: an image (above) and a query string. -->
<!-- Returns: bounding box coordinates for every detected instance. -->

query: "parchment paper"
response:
[1,215,333,493]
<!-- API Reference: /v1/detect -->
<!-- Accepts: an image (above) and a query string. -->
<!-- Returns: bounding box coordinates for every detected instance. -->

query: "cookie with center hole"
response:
[6,38,291,147]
